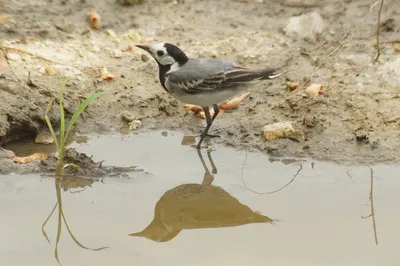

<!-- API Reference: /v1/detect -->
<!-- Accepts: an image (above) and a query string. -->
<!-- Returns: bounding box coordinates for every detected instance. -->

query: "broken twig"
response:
[374,0,384,63]
[0,45,58,63]
[361,166,378,245]
[241,150,303,195]
[380,40,400,44]
[297,36,354,90]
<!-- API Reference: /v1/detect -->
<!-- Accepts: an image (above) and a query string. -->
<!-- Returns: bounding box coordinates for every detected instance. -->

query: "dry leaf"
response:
[100,67,115,81]
[12,153,48,164]
[123,45,133,52]
[287,81,299,90]
[395,44,400,52]
[305,83,323,97]
[87,9,101,29]
[183,104,203,114]
[219,92,250,110]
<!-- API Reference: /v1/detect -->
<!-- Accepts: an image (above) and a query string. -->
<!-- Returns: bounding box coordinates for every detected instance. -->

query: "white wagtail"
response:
[135,43,285,149]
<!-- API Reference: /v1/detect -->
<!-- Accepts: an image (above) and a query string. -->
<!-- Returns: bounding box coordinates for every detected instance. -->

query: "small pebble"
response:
[121,110,136,122]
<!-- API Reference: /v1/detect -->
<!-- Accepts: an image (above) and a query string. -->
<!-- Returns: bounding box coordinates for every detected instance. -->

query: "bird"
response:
[135,42,285,149]
[129,149,273,242]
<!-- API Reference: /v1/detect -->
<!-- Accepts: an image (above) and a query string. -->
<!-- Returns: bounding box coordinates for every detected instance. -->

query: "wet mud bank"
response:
[1,0,399,173]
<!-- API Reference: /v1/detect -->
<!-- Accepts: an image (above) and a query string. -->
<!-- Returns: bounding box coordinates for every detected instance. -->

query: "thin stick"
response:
[0,44,58,63]
[346,169,354,179]
[369,166,378,245]
[381,40,400,44]
[241,150,303,195]
[297,36,354,90]
[370,0,381,12]
[308,41,327,52]
[374,0,384,63]
[361,166,378,245]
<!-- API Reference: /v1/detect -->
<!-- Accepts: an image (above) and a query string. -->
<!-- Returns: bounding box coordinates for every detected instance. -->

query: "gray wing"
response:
[166,58,277,94]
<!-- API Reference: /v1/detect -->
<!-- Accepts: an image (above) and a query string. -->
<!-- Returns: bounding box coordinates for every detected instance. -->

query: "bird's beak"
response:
[135,44,150,52]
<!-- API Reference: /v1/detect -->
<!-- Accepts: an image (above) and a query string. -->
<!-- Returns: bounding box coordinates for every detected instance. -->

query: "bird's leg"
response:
[196,107,213,149]
[196,105,222,149]
[207,150,218,174]
[197,149,214,185]
[205,104,221,138]
[211,104,220,122]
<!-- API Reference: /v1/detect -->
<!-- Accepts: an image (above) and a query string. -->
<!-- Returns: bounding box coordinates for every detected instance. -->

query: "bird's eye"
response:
[157,50,164,56]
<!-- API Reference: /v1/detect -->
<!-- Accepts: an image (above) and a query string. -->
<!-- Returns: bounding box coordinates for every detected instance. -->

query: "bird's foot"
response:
[196,133,220,138]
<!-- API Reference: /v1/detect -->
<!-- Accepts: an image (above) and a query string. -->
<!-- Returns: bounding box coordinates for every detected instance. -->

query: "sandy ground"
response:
[0,0,399,167]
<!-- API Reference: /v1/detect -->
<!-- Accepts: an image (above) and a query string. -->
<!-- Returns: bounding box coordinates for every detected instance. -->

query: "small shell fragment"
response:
[12,153,48,164]
[87,9,101,29]
[129,120,142,130]
[219,92,250,110]
[305,83,323,97]
[121,110,136,122]
[395,44,400,52]
[100,67,115,81]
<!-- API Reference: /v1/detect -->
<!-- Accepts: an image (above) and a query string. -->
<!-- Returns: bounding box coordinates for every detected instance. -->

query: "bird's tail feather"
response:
[259,68,287,80]
[225,68,286,83]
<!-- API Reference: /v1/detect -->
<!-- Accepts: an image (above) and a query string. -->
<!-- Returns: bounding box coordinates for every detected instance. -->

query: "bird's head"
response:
[135,43,189,66]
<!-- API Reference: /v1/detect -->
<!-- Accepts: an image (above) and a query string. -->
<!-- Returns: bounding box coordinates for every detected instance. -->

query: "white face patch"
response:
[148,43,176,65]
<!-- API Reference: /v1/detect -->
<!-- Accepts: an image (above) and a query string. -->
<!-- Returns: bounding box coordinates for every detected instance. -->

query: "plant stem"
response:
[55,152,64,177]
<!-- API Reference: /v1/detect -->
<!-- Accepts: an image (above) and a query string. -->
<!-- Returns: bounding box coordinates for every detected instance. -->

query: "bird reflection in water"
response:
[129,144,274,242]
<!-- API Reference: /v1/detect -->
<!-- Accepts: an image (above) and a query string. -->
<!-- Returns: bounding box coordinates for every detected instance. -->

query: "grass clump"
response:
[44,80,108,177]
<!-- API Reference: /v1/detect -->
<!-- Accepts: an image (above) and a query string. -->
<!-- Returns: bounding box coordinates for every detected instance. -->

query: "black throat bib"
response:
[157,62,171,92]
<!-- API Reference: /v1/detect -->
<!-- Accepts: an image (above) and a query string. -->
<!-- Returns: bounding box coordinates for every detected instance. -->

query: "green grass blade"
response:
[64,91,109,142]
[61,163,80,176]
[61,211,108,251]
[59,81,66,149]
[62,163,80,170]
[41,202,58,244]
[44,100,60,151]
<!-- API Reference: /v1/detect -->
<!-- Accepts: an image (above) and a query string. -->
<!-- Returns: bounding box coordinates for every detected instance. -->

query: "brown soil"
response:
[1,0,399,166]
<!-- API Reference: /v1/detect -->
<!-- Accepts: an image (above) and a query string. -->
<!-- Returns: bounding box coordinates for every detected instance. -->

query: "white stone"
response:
[262,121,304,141]
[283,12,324,42]
[113,49,122,58]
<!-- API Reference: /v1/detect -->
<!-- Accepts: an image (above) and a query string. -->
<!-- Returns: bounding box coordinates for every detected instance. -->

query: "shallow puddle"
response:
[1,130,399,266]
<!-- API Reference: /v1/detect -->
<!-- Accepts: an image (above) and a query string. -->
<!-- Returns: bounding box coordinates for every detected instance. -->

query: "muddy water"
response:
[1,130,399,266]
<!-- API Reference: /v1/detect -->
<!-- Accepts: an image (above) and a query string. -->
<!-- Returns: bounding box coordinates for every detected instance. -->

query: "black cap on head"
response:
[164,43,189,65]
